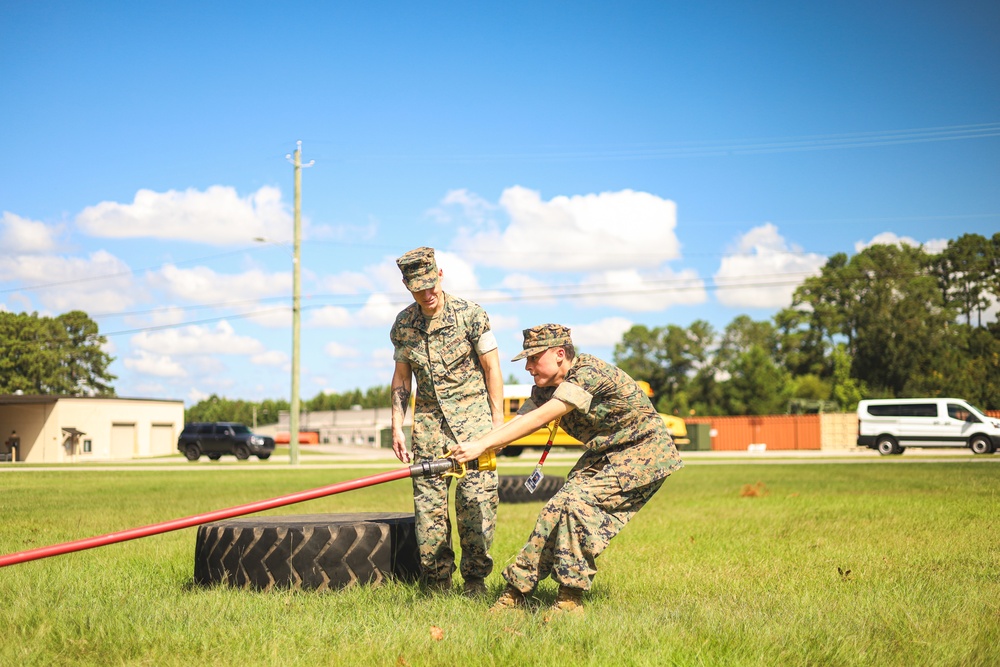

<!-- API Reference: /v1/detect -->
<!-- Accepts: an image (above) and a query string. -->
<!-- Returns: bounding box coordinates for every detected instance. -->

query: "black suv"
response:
[177,422,275,461]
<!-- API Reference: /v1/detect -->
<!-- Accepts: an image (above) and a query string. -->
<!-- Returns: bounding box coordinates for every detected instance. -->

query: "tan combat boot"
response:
[489,584,528,612]
[543,585,585,622]
[424,577,452,595]
[463,578,488,598]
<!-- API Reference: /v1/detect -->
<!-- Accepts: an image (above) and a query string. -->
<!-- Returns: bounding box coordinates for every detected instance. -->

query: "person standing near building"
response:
[450,324,683,618]
[389,247,504,596]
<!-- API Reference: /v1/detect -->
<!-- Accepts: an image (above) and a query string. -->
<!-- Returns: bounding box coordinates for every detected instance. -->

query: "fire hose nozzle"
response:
[408,450,497,479]
[467,449,497,472]
[408,459,456,478]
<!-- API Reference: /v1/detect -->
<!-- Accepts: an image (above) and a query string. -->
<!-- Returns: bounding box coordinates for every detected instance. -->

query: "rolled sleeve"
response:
[553,382,593,413]
[475,330,498,355]
[516,398,540,416]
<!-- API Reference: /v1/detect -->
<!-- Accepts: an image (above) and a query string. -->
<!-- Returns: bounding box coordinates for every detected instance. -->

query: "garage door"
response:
[111,423,136,459]
[150,423,174,457]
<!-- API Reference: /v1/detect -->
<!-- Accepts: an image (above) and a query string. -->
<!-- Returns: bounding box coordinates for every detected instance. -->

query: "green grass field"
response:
[1,459,998,666]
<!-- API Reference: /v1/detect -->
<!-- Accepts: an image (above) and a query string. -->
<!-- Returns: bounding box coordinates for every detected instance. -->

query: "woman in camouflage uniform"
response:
[451,323,682,617]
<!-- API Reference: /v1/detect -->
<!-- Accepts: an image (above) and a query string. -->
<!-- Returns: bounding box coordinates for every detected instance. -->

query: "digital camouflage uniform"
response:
[390,291,499,586]
[504,342,683,593]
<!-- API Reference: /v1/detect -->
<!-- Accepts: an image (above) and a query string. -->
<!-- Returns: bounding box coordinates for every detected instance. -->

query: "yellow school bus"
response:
[500,381,689,456]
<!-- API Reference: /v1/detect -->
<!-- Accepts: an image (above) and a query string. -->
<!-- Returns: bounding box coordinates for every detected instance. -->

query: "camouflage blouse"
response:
[390,293,496,446]
[520,353,682,490]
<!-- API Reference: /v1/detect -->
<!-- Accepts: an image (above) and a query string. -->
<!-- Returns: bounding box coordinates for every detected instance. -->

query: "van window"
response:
[866,403,938,417]
[947,404,980,422]
[507,399,521,416]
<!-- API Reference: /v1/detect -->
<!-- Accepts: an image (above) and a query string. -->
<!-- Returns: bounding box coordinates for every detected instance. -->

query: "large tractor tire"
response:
[497,474,565,503]
[193,512,420,591]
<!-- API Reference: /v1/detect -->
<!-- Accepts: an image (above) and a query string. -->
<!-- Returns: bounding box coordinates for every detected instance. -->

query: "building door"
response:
[111,423,136,459]
[150,423,174,457]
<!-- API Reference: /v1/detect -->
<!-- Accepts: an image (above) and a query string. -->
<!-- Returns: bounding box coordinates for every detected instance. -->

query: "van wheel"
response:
[970,435,995,455]
[184,444,201,461]
[233,444,251,460]
[876,436,899,456]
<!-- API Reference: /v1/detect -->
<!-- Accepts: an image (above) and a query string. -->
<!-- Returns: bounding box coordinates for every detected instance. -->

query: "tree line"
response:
[3,233,997,421]
[0,310,116,395]
[613,233,1000,415]
[184,388,391,425]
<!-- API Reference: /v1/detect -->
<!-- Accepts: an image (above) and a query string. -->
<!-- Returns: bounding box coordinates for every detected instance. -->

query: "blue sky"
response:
[2,1,998,405]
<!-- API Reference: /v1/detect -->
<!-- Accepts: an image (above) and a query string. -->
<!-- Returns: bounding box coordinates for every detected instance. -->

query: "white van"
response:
[857,398,1000,455]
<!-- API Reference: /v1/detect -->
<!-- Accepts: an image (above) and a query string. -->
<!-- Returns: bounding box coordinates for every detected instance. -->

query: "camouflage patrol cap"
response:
[512,323,573,361]
[396,247,440,291]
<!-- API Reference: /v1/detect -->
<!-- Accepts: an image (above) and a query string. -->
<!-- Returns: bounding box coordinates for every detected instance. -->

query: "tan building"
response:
[0,395,185,463]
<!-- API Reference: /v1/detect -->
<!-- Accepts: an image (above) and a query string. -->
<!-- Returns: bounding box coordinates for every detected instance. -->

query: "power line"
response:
[95,271,816,338]
[328,122,1000,164]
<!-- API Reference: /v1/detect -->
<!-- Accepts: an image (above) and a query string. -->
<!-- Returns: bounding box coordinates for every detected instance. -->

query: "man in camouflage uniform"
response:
[389,247,504,596]
[450,323,683,617]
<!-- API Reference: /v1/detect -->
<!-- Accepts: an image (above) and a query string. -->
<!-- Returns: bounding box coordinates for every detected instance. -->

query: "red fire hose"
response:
[0,454,491,569]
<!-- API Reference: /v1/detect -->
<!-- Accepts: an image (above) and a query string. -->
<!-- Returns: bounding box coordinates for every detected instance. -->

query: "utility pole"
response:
[286,141,313,466]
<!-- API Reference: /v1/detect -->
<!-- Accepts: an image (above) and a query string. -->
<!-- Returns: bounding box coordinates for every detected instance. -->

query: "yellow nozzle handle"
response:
[443,449,497,479]
[477,449,497,472]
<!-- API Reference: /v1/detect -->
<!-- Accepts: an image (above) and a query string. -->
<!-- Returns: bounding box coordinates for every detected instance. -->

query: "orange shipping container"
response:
[684,414,821,451]
[275,431,320,445]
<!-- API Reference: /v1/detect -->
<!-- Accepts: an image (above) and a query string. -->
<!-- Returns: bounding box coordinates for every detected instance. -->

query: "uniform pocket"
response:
[437,335,473,369]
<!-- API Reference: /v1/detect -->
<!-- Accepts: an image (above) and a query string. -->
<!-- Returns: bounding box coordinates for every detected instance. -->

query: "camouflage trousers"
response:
[411,454,498,584]
[502,458,665,593]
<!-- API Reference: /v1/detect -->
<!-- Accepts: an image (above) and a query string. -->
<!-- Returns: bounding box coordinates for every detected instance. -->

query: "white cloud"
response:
[308,295,398,329]
[452,186,680,271]
[307,219,378,243]
[76,185,292,245]
[318,270,377,295]
[324,341,360,358]
[855,231,948,254]
[499,274,557,303]
[357,293,403,327]
[1,212,60,253]
[130,320,265,356]
[245,307,291,328]
[580,267,707,311]
[487,312,520,333]
[150,264,291,304]
[188,388,210,404]
[123,350,187,378]
[567,317,635,348]
[148,306,186,326]
[369,257,412,294]
[0,250,138,312]
[715,223,826,308]
[251,350,288,367]
[427,188,497,225]
[498,267,706,312]
[923,238,949,254]
[435,250,482,292]
[132,381,167,396]
[370,347,396,370]
[309,305,353,327]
